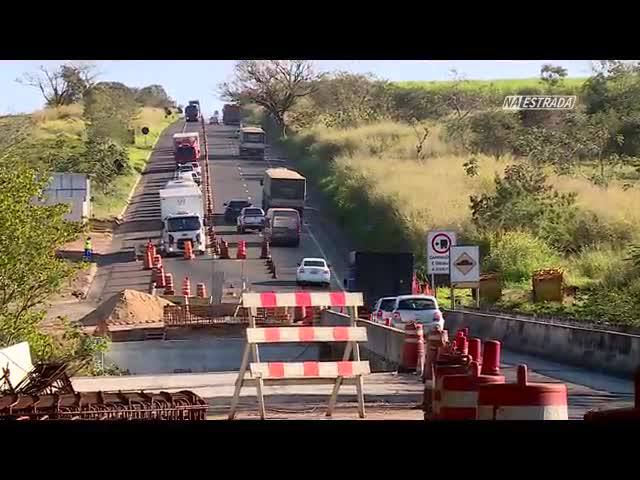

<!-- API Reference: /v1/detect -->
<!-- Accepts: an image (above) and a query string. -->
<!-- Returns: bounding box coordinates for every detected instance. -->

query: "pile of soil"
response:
[79,289,174,328]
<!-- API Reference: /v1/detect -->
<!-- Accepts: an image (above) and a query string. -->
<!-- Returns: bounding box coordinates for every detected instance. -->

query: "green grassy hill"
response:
[5,104,176,220]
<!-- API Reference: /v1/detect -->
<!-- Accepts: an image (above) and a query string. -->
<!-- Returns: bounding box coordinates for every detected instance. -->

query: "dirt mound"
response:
[79,289,174,328]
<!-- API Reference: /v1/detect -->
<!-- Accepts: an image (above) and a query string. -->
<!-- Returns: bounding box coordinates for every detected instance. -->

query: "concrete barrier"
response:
[319,309,405,371]
[443,309,640,377]
[320,307,640,377]
[102,337,321,375]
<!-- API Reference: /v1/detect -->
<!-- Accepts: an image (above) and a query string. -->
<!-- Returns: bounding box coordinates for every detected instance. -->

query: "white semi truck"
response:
[159,182,206,256]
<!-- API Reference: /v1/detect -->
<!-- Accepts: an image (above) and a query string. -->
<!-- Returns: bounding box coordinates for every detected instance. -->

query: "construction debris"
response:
[1,390,208,420]
[79,289,175,333]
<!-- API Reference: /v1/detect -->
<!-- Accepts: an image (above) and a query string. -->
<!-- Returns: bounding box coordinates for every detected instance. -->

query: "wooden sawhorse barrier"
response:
[228,291,369,419]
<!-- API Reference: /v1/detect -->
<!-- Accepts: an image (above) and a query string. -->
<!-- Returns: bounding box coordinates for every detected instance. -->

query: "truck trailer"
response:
[185,104,200,122]
[222,104,241,126]
[159,184,206,256]
[261,168,306,218]
[344,252,414,311]
[172,132,201,164]
[239,126,266,159]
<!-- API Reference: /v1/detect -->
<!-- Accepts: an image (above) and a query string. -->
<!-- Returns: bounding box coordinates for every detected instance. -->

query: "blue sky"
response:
[0,60,594,116]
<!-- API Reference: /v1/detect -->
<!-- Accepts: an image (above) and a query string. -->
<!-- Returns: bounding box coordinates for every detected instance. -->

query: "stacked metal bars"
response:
[0,390,208,420]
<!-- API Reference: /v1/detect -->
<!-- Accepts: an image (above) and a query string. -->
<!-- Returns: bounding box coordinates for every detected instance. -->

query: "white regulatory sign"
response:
[450,246,480,286]
[426,231,457,275]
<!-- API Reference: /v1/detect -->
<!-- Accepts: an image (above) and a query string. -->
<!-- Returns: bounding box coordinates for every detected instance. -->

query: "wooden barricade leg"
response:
[326,341,353,417]
[255,374,266,420]
[353,343,366,418]
[248,306,267,420]
[228,343,251,420]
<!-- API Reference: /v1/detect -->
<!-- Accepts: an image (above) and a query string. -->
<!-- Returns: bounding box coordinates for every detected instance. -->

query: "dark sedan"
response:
[224,199,252,223]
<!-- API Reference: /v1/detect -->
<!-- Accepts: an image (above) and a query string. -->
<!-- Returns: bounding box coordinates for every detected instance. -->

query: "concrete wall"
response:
[103,336,320,375]
[42,173,91,223]
[320,308,640,377]
[443,309,640,377]
[319,310,406,371]
[0,342,33,388]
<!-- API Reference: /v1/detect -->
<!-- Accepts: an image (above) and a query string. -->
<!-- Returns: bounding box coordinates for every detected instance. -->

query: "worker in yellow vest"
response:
[83,237,93,262]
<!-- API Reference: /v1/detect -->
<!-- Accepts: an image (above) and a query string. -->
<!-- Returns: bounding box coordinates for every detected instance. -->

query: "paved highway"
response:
[88,118,635,413]
[161,121,348,299]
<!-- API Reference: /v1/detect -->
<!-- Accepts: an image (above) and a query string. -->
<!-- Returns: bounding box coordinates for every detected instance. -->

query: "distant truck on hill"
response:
[222,104,241,126]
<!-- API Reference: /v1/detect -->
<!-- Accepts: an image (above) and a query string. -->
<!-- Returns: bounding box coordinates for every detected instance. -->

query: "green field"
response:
[396,77,588,94]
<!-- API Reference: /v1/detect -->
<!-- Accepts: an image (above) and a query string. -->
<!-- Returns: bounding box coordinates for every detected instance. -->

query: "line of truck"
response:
[159,129,206,256]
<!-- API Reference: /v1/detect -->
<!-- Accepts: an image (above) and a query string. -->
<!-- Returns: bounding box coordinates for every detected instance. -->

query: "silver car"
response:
[237,207,265,233]
[390,295,444,331]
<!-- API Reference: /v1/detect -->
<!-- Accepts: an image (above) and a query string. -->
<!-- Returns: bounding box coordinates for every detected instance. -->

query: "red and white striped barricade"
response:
[228,291,369,420]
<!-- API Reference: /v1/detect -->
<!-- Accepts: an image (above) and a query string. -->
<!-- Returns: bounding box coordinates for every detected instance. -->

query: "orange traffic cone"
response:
[182,276,191,297]
[260,239,270,259]
[237,240,247,260]
[220,240,230,259]
[196,283,206,298]
[184,240,195,260]
[164,273,174,295]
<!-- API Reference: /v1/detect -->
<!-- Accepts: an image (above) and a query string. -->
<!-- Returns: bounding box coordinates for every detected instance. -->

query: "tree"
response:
[540,64,568,90]
[442,70,489,151]
[410,118,430,161]
[0,117,31,162]
[0,161,84,358]
[83,82,139,145]
[467,110,520,160]
[220,60,322,136]
[469,163,578,251]
[17,63,97,107]
[308,72,391,128]
[135,84,175,108]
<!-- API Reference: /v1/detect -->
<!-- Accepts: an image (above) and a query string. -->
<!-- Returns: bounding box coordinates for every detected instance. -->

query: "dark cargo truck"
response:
[222,104,241,125]
[185,104,200,122]
[344,252,414,311]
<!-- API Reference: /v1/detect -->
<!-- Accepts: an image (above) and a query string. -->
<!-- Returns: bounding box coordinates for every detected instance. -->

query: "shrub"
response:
[483,231,561,283]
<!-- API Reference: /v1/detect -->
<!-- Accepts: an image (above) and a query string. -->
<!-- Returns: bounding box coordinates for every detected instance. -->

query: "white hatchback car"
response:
[371,297,397,325]
[296,258,331,287]
[390,295,444,331]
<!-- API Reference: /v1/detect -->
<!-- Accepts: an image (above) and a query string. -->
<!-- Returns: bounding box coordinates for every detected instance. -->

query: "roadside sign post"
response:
[449,246,480,310]
[141,126,150,146]
[426,230,457,298]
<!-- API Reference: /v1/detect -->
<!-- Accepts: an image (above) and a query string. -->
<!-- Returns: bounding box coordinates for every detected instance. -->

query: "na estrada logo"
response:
[502,95,577,111]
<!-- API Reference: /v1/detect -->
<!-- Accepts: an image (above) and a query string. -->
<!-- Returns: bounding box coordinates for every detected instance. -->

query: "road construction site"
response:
[4,108,638,421]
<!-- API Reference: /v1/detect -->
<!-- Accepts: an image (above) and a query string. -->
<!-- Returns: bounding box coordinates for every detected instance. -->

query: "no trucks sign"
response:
[426,230,457,275]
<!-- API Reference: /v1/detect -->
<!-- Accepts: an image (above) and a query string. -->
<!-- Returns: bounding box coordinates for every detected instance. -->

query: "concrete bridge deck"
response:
[72,358,632,420]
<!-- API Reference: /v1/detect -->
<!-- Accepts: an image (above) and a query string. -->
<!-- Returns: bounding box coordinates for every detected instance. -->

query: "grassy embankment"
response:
[277,117,640,320]
[28,105,176,220]
[397,77,588,93]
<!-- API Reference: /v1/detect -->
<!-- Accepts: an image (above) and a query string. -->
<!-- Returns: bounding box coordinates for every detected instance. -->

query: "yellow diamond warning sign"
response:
[449,246,480,286]
[454,252,475,275]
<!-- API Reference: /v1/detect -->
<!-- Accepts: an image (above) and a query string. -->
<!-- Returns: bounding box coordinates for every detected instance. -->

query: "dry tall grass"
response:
[304,122,507,235]
[302,121,640,243]
[31,104,83,123]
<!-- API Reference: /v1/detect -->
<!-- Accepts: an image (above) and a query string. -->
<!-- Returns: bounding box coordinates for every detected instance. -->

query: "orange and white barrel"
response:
[400,322,419,372]
[439,362,505,420]
[477,364,568,420]
[431,363,471,419]
[164,273,174,295]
